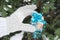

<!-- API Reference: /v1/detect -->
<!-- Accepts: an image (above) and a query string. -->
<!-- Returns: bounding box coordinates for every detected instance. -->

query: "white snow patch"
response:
[24,0,31,2]
[46,1,50,4]
[5,0,9,2]
[0,17,9,37]
[7,5,12,8]
[10,32,24,40]
[3,6,9,11]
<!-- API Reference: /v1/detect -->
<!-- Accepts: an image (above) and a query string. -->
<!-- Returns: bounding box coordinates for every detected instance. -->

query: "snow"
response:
[58,39,60,40]
[24,0,31,2]
[7,5,12,8]
[46,1,50,4]
[10,32,24,40]
[5,0,9,2]
[0,17,9,37]
[0,5,36,38]
[54,36,58,40]
[3,6,9,11]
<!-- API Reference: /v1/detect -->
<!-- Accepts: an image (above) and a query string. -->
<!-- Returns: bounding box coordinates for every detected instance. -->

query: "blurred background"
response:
[0,0,60,40]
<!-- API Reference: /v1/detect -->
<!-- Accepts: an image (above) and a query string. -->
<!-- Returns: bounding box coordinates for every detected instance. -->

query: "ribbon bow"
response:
[31,11,46,25]
[31,11,47,39]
